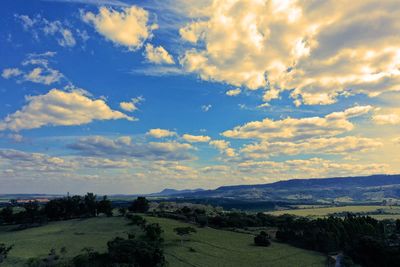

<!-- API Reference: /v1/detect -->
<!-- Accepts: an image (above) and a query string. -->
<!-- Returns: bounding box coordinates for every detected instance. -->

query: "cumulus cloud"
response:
[236,158,390,179]
[178,0,400,105]
[0,89,133,132]
[147,128,177,138]
[0,149,136,175]
[222,106,373,141]
[119,96,144,112]
[144,44,175,64]
[68,135,194,161]
[226,88,241,96]
[0,149,76,172]
[182,134,210,143]
[82,6,158,50]
[209,140,236,157]
[372,108,400,125]
[241,137,382,159]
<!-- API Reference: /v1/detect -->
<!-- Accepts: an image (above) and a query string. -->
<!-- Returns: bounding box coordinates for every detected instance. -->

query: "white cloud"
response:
[241,137,382,159]
[177,0,400,105]
[15,14,78,47]
[236,158,390,179]
[372,108,400,125]
[226,88,241,96]
[147,128,177,138]
[24,67,63,85]
[144,44,175,64]
[373,114,400,125]
[69,136,194,161]
[83,6,158,50]
[2,68,22,79]
[130,66,185,76]
[201,104,212,112]
[209,140,236,157]
[0,89,133,132]
[119,96,144,112]
[2,53,63,85]
[182,134,210,143]
[222,106,373,141]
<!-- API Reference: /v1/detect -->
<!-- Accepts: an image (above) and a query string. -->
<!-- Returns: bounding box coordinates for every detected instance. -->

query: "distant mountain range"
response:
[155,174,400,203]
[148,188,205,196]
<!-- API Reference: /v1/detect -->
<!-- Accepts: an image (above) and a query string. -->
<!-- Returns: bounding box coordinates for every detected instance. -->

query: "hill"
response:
[166,174,400,203]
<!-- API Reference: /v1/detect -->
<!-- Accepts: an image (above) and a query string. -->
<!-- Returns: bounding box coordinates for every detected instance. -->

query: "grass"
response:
[0,215,326,267]
[0,216,131,266]
[267,205,400,219]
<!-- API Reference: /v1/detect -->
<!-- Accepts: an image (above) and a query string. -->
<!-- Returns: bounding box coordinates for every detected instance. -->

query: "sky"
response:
[0,0,399,194]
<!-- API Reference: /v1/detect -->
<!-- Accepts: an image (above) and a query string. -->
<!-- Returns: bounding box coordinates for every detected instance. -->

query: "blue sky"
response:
[0,0,399,194]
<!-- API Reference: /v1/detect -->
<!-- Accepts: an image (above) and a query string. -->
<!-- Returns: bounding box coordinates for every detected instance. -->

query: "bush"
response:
[129,214,147,227]
[254,231,271,247]
[0,243,13,263]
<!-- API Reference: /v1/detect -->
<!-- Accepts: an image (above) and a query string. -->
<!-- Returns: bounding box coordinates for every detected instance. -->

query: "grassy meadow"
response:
[267,205,400,219]
[0,215,327,267]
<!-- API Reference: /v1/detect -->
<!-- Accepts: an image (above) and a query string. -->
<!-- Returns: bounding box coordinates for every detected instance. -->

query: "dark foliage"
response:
[129,197,150,213]
[107,237,165,267]
[254,231,271,247]
[143,223,164,242]
[0,243,13,263]
[0,193,113,226]
[128,214,147,227]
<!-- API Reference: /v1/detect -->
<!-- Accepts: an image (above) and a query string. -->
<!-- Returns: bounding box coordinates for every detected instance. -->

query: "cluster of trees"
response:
[45,194,112,220]
[154,206,292,229]
[0,193,113,225]
[128,197,150,213]
[275,214,400,266]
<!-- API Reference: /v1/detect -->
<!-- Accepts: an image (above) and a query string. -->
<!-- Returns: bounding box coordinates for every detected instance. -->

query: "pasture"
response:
[267,205,400,219]
[0,215,327,266]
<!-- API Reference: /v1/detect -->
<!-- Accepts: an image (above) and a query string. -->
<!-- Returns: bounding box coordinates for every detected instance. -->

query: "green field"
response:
[267,205,400,219]
[0,216,326,267]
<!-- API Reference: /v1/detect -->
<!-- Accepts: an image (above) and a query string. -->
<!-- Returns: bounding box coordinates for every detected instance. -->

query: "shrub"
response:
[254,231,271,247]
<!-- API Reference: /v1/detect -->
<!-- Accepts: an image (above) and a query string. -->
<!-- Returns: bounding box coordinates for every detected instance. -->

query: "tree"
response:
[0,243,13,263]
[144,223,164,242]
[97,196,113,217]
[254,231,271,247]
[0,206,13,224]
[173,227,197,246]
[24,201,41,223]
[84,193,97,216]
[129,197,150,213]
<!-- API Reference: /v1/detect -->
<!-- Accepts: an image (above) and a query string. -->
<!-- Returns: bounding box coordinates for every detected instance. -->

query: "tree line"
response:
[0,193,113,225]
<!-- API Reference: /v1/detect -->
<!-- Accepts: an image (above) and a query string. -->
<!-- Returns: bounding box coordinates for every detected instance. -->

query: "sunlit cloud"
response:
[0,89,133,132]
[82,5,158,50]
